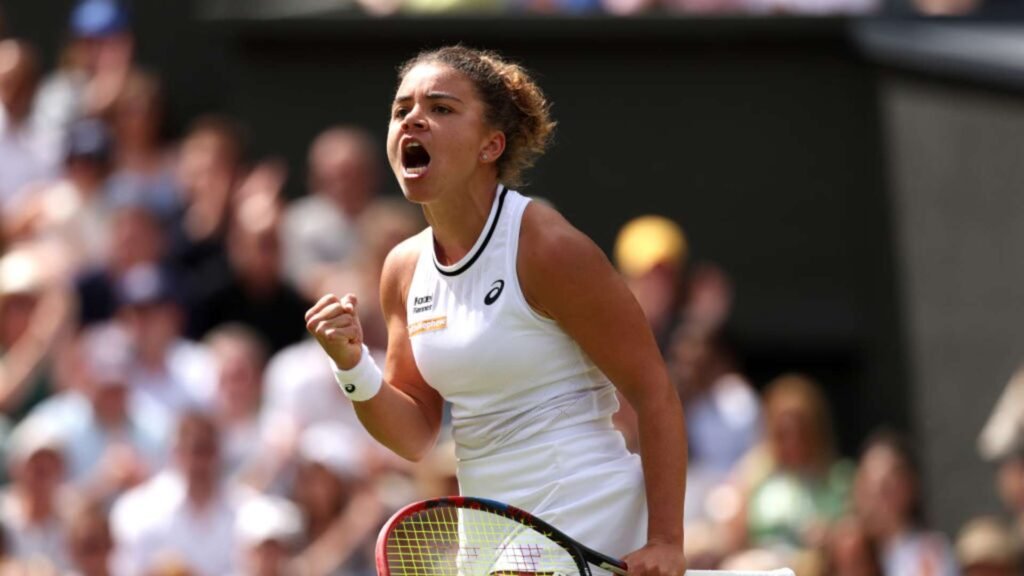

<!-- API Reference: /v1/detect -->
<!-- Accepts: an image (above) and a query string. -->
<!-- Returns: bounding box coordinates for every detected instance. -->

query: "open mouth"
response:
[401,139,431,177]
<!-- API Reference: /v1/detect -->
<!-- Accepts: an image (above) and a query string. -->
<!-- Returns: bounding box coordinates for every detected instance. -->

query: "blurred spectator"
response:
[28,324,161,503]
[107,71,179,221]
[75,196,167,327]
[0,244,74,421]
[822,516,883,576]
[170,116,244,281]
[670,325,759,475]
[32,0,134,152]
[614,214,688,351]
[735,0,878,13]
[5,118,115,270]
[956,516,1020,576]
[204,324,267,478]
[114,265,216,438]
[289,423,380,576]
[281,127,379,298]
[233,495,303,576]
[1,417,71,571]
[254,199,421,488]
[65,498,115,576]
[730,373,853,552]
[669,325,759,530]
[0,39,55,209]
[910,0,980,14]
[612,214,687,451]
[192,187,309,353]
[854,431,957,576]
[318,197,424,352]
[111,411,236,576]
[681,262,734,335]
[979,366,1024,542]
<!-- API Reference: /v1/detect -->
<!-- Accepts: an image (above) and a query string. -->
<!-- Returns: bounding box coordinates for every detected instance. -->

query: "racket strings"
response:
[385,505,582,576]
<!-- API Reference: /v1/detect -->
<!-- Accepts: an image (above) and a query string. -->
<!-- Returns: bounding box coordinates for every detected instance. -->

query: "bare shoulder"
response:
[380,229,431,315]
[519,200,609,278]
[518,201,613,316]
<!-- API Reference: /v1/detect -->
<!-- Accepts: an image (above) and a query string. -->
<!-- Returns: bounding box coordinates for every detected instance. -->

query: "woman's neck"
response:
[422,177,499,266]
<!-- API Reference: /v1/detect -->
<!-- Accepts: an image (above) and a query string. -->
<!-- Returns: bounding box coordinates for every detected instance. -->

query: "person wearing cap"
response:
[956,516,1021,576]
[113,264,215,439]
[32,0,134,150]
[614,214,688,352]
[233,496,304,576]
[75,190,168,327]
[110,410,237,576]
[1,417,72,571]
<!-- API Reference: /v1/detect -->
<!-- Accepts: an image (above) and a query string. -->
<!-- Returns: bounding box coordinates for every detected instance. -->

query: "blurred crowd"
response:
[0,0,1021,575]
[612,215,1024,576]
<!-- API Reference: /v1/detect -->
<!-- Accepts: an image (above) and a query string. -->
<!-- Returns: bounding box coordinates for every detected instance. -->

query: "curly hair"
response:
[398,46,556,188]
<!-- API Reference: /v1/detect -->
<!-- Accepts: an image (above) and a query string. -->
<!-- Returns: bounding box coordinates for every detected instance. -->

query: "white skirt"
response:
[457,422,648,573]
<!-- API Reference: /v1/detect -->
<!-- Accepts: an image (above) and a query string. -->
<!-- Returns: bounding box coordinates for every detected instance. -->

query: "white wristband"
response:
[332,345,383,402]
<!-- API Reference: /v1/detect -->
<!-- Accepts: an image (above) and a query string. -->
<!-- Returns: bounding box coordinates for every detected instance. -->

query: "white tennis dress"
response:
[405,185,648,572]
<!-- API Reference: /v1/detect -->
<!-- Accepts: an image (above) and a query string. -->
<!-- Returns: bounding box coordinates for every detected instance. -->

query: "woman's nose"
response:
[402,107,427,131]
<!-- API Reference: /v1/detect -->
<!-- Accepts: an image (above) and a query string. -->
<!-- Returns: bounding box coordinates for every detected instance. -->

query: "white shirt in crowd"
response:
[0,105,57,210]
[110,470,238,576]
[280,194,360,291]
[261,338,376,438]
[0,488,71,571]
[130,339,217,436]
[882,530,959,576]
[25,392,166,485]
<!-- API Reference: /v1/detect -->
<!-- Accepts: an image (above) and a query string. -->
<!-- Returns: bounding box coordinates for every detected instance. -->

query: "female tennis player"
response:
[305,46,687,576]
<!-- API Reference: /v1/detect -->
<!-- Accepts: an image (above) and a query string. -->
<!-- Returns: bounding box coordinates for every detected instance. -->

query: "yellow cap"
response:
[614,215,688,278]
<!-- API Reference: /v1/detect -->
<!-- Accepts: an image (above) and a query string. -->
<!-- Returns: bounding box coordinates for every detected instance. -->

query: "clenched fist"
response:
[305,293,364,369]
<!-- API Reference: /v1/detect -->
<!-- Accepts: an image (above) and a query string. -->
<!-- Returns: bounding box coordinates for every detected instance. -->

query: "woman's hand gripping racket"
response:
[376,496,795,576]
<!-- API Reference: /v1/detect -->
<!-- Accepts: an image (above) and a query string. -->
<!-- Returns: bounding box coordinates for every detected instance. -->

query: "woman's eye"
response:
[393,108,408,119]
[433,106,452,114]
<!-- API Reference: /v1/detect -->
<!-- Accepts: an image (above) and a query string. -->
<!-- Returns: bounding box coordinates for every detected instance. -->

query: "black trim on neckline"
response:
[435,186,508,277]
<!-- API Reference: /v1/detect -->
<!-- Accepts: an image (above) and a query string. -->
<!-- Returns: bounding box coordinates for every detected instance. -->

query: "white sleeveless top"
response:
[405,186,648,563]
[406,185,620,461]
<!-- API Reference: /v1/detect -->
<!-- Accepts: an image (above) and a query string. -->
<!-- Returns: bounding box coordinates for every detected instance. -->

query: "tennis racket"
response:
[376,496,795,576]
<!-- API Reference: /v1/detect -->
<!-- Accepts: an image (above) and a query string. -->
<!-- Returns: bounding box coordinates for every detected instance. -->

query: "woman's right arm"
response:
[305,239,444,462]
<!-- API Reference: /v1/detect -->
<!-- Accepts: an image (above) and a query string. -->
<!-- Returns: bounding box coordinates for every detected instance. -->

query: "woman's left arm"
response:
[518,203,687,576]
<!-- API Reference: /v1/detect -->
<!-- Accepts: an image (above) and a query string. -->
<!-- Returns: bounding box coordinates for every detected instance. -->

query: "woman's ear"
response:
[480,131,506,164]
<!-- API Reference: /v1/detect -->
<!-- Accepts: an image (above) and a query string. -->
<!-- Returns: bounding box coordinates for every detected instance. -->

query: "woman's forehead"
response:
[396,62,476,99]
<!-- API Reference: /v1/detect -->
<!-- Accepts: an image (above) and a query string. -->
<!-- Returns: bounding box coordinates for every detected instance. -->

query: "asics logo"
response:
[484,280,504,305]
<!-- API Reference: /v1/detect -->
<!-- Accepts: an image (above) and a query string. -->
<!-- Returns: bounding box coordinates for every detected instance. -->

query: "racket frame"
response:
[376,496,629,576]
